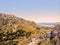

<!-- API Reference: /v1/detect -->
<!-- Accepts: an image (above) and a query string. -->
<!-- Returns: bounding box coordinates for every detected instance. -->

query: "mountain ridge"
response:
[0,13,41,36]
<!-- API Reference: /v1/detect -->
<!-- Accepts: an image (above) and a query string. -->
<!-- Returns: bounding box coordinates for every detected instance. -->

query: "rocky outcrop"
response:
[0,13,42,45]
[0,13,40,32]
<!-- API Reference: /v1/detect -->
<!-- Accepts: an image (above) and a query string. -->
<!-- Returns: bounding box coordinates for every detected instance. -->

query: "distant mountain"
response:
[38,22,60,28]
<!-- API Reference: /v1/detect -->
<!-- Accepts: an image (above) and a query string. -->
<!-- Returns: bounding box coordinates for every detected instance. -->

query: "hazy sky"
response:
[0,0,60,23]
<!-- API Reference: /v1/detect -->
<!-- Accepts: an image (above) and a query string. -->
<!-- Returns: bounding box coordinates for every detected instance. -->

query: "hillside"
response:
[0,13,41,32]
[0,13,59,45]
[0,13,43,45]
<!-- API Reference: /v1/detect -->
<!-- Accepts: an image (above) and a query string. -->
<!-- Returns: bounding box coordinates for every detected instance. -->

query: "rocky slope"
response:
[0,13,41,32]
[0,13,42,45]
[0,13,60,45]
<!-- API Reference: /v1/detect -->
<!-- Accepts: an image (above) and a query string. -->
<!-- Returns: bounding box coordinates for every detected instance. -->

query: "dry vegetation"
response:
[0,13,60,45]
